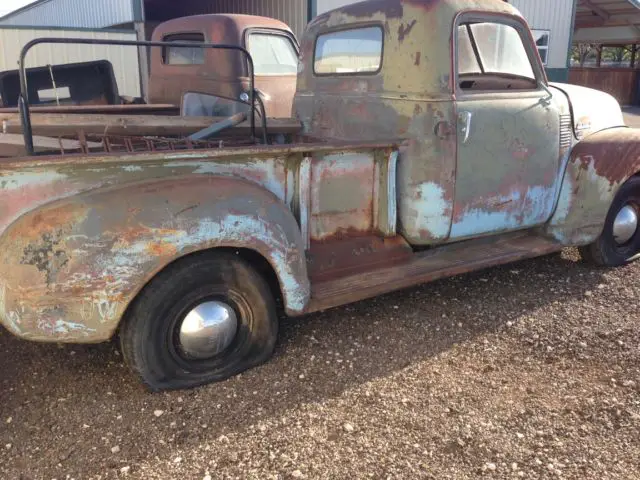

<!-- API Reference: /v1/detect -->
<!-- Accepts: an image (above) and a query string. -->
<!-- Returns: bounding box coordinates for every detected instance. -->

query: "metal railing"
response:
[17,37,260,155]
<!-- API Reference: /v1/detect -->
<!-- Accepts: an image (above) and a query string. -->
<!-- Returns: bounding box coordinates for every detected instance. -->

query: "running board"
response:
[305,232,562,313]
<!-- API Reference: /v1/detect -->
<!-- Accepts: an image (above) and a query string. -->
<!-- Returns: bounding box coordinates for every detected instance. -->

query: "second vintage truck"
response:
[1,0,639,391]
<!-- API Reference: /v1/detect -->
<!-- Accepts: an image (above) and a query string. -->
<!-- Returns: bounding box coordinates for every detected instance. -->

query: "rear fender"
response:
[0,175,309,342]
[545,127,640,244]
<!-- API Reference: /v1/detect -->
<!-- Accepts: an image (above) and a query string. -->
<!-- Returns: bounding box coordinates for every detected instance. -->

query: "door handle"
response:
[458,111,473,144]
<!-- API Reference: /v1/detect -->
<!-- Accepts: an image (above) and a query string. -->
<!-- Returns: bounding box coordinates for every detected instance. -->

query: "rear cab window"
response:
[163,33,205,65]
[246,31,299,75]
[314,26,383,75]
[456,19,540,92]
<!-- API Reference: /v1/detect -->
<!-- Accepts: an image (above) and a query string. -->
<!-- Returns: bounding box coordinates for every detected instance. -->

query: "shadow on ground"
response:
[0,249,609,477]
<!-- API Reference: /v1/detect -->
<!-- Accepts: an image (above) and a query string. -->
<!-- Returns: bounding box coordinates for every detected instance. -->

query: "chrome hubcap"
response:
[178,301,238,359]
[613,204,638,245]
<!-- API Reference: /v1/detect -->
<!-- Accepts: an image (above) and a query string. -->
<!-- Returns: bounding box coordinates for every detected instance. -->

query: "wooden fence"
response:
[569,68,638,105]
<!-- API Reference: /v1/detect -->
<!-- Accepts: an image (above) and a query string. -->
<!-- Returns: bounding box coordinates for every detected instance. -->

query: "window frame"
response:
[453,13,546,96]
[243,27,300,77]
[162,31,207,66]
[531,29,551,66]
[312,23,385,77]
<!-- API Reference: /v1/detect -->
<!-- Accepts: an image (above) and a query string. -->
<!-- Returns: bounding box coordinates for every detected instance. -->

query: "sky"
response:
[0,0,34,17]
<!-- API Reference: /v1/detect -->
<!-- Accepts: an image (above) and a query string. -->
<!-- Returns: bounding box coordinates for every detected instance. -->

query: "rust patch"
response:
[307,235,412,282]
[545,127,640,245]
[20,231,69,286]
[145,242,179,257]
[398,19,417,42]
[414,52,421,66]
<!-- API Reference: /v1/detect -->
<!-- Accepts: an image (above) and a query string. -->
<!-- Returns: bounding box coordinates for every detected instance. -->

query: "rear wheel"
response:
[119,251,278,391]
[579,177,640,267]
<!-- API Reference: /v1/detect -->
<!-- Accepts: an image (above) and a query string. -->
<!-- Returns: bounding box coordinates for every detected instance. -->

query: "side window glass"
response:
[457,21,537,91]
[247,33,298,75]
[163,33,205,65]
[457,25,481,75]
[314,26,383,75]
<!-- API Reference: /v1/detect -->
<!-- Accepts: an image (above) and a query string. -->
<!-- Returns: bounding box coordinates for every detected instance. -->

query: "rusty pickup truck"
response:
[1,0,639,391]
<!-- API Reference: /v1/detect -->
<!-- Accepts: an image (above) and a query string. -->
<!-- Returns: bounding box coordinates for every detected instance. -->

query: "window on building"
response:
[163,33,205,65]
[314,26,383,75]
[246,32,298,75]
[532,30,550,65]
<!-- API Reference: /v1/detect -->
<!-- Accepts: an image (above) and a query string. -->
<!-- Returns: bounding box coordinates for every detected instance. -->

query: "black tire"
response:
[119,251,278,391]
[579,176,640,267]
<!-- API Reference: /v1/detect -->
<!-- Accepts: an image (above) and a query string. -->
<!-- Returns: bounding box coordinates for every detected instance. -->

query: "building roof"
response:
[0,0,135,28]
[574,0,640,43]
[575,0,640,29]
[0,0,42,22]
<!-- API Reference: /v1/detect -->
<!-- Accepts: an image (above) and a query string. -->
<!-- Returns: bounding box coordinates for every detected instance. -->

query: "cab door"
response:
[245,29,299,118]
[450,17,562,240]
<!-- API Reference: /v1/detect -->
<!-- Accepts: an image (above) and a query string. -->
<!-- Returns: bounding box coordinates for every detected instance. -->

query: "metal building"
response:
[0,26,141,96]
[0,0,311,37]
[0,0,311,99]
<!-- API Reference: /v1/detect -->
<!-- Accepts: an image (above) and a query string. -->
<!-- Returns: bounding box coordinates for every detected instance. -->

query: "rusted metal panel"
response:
[306,235,413,283]
[306,231,562,313]
[307,146,399,242]
[149,14,298,118]
[449,94,562,240]
[309,150,376,241]
[295,0,523,245]
[0,174,309,342]
[545,127,640,245]
[0,139,398,340]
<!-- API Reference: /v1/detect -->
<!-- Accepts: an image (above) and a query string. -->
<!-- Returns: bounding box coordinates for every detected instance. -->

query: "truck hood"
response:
[550,82,625,139]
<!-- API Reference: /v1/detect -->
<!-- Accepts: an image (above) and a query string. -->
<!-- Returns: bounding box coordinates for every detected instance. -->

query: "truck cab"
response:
[149,14,300,118]
[295,0,626,245]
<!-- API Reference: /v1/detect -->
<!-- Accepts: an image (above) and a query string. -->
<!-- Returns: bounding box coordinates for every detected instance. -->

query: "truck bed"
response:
[0,112,303,158]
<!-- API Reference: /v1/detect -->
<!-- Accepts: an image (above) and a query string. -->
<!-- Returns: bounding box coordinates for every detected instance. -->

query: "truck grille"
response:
[560,115,573,150]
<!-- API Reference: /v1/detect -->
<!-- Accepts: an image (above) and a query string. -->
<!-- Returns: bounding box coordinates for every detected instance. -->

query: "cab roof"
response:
[298,0,525,97]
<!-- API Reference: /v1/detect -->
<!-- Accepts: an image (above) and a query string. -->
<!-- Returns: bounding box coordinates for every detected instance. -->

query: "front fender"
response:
[0,174,309,342]
[545,127,640,244]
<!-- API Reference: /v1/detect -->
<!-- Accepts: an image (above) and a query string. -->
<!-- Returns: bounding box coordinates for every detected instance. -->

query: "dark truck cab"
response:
[0,14,299,119]
[149,14,300,118]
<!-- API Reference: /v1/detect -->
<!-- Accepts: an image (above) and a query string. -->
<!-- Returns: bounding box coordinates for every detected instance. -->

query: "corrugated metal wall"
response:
[0,0,134,28]
[316,0,355,15]
[0,28,141,96]
[171,0,308,38]
[509,0,574,69]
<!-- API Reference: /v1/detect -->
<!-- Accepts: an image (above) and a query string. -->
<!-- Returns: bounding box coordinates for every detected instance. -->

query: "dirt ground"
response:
[1,248,639,479]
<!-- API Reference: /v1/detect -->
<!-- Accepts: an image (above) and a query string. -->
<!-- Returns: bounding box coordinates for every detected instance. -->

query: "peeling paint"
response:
[402,182,451,239]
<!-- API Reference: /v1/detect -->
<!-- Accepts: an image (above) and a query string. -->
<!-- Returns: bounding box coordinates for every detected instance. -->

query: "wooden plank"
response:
[0,113,302,138]
[0,104,180,116]
[569,67,638,105]
[0,133,102,157]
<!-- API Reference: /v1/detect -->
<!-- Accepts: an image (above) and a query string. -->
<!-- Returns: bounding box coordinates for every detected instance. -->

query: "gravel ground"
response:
[1,248,639,479]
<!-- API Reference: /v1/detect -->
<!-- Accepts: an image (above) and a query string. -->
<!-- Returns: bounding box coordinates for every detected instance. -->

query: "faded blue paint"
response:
[401,182,451,239]
[451,185,557,239]
[165,160,287,201]
[112,214,310,312]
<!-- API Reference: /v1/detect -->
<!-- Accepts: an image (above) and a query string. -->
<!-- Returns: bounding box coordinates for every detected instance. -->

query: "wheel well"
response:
[222,247,284,308]
[118,247,285,338]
